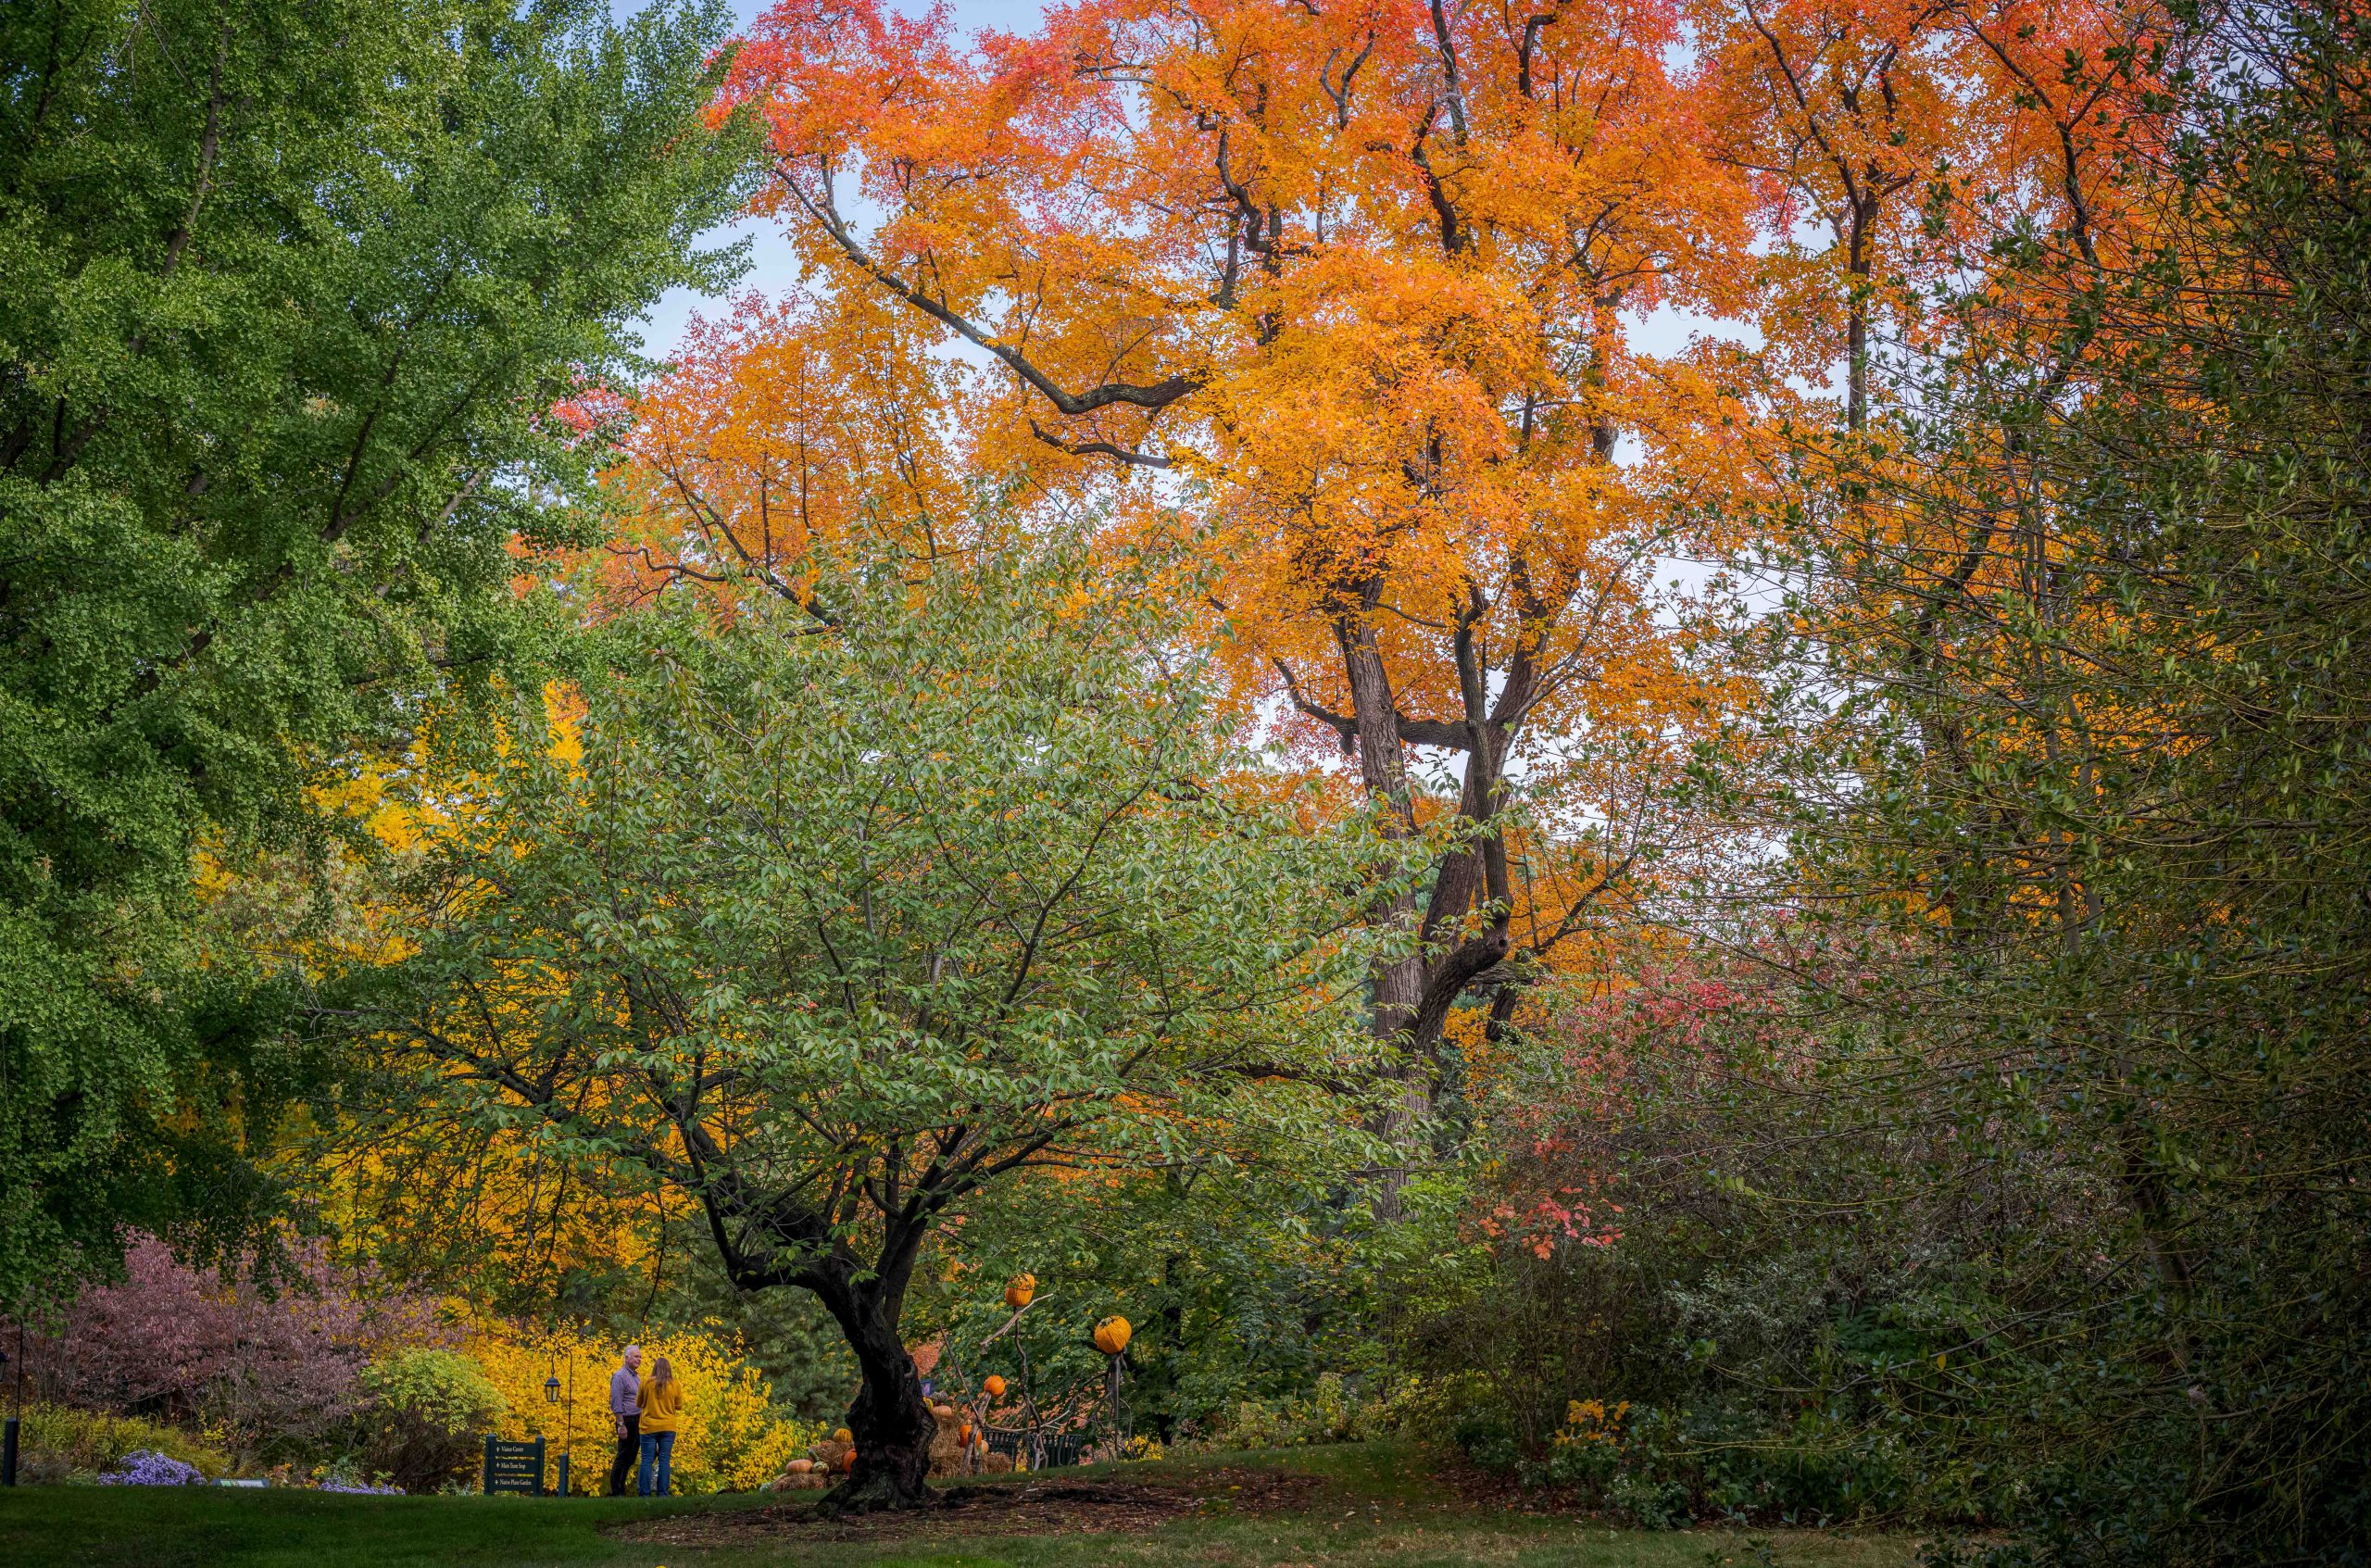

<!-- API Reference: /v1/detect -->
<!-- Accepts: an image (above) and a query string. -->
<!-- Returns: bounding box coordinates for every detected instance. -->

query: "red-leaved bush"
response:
[1476,948,1849,1261]
[11,1234,451,1466]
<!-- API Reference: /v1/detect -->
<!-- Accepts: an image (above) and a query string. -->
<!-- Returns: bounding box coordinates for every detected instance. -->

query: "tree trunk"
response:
[1336,597,1430,1203]
[1845,190,1878,433]
[813,1278,937,1512]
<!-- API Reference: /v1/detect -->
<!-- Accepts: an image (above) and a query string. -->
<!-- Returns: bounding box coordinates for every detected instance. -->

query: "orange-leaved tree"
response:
[721,0,1762,1138]
[1688,0,2187,434]
[1687,0,1966,432]
[579,288,975,615]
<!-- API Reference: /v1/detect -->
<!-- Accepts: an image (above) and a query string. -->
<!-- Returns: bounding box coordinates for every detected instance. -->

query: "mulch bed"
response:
[609,1467,1325,1545]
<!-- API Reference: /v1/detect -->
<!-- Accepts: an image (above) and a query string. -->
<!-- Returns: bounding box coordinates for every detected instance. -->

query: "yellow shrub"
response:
[1552,1398,1630,1449]
[470,1323,822,1495]
[18,1405,232,1483]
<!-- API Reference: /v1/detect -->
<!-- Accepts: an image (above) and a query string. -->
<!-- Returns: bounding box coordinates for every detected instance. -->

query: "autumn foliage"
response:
[696,0,1759,1136]
[31,0,2358,1549]
[676,0,2197,1146]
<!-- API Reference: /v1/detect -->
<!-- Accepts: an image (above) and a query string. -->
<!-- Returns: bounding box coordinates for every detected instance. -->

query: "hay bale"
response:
[979,1449,1014,1474]
[928,1407,968,1476]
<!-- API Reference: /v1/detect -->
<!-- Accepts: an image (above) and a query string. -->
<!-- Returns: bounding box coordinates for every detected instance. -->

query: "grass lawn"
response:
[0,1441,1918,1568]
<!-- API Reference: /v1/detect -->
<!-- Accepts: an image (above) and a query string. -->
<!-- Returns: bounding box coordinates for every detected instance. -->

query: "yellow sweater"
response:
[638,1379,684,1434]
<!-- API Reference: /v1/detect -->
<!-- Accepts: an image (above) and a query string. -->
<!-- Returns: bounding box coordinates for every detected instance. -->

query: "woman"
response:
[635,1355,684,1497]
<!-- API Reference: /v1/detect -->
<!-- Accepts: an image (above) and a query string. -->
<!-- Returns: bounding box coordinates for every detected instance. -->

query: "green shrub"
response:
[16,1405,232,1484]
[1452,1411,1523,1474]
[1447,1392,1923,1530]
[1211,1373,1428,1450]
[357,1348,508,1493]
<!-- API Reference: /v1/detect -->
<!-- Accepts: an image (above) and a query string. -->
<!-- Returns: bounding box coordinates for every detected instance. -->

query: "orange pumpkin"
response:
[1093,1316,1133,1356]
[959,1423,973,1444]
[833,1427,853,1444]
[785,1458,814,1475]
[984,1374,1007,1399]
[1004,1273,1035,1310]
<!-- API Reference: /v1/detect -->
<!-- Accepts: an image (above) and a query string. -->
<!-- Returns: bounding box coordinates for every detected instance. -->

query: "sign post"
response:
[2,1324,22,1486]
[482,1435,547,1497]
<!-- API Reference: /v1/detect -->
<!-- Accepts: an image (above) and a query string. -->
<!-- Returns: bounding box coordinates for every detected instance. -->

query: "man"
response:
[608,1345,643,1497]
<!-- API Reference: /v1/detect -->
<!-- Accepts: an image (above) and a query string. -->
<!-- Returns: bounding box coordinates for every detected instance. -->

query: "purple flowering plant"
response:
[8,1233,451,1469]
[97,1450,208,1486]
[313,1455,405,1495]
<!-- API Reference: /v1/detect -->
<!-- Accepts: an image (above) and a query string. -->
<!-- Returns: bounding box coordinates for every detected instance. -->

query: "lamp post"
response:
[2,1328,22,1489]
[544,1371,568,1496]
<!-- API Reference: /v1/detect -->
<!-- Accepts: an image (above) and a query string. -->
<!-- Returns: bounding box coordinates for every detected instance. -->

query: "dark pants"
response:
[608,1413,640,1496]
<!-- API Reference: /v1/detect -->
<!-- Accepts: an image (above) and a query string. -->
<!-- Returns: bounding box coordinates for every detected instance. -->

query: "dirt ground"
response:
[612,1466,1326,1547]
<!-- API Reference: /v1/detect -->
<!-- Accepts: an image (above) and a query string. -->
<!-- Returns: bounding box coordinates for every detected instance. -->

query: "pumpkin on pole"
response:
[1094,1316,1134,1455]
[975,1275,1044,1470]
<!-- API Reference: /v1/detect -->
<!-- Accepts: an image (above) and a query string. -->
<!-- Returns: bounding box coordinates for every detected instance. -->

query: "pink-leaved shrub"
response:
[12,1233,451,1467]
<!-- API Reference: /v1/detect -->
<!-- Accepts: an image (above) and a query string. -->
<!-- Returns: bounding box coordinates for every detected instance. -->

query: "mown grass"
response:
[0,1440,1917,1568]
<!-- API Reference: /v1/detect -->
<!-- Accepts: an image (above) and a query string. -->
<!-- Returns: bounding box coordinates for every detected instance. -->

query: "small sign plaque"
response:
[482,1436,546,1497]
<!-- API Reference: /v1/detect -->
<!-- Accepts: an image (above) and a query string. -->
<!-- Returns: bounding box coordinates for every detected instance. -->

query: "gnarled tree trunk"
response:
[812,1273,937,1512]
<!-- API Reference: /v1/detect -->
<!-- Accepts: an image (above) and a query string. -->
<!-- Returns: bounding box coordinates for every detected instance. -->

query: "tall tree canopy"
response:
[1746,1,2371,1552]
[0,0,753,1301]
[342,537,1407,1511]
[701,0,2189,1153]
[709,0,1761,1145]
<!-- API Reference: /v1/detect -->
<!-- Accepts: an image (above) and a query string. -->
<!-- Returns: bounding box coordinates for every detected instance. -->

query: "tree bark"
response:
[811,1273,937,1512]
[1846,194,1873,433]
[1335,593,1430,1182]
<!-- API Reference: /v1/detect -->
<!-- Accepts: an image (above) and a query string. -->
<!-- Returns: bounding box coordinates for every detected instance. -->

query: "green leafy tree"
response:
[1747,5,2371,1556]
[340,537,1408,1511]
[0,0,753,1300]
[914,1156,1391,1447]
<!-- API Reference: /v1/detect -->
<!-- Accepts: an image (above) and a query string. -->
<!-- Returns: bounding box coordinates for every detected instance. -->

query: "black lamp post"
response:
[550,1360,578,1498]
[541,1370,566,1496]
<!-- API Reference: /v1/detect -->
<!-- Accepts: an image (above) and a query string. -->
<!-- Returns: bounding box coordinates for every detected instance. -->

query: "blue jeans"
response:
[636,1429,674,1496]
